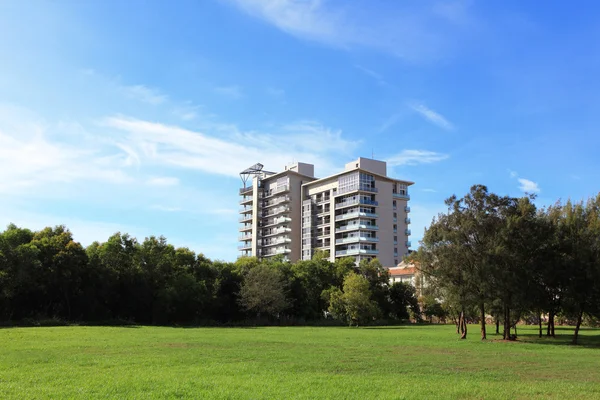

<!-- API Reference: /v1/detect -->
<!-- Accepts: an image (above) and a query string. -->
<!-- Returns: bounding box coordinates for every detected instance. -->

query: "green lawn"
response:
[1,324,599,399]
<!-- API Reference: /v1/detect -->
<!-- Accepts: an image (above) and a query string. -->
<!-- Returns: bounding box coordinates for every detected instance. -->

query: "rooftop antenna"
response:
[239,163,274,188]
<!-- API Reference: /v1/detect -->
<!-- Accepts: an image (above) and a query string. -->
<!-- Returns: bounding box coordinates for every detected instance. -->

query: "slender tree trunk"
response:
[495,317,500,335]
[538,310,542,338]
[572,306,584,345]
[479,301,486,340]
[550,314,555,338]
[459,309,467,340]
[514,323,518,337]
[503,304,511,340]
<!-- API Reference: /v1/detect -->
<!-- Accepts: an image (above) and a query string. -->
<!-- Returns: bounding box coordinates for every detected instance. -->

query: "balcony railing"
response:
[337,185,378,196]
[237,244,252,250]
[405,229,411,236]
[263,196,291,208]
[335,237,379,245]
[335,212,378,221]
[262,227,292,237]
[264,185,289,198]
[335,198,378,209]
[263,248,292,256]
[405,206,411,212]
[262,237,291,247]
[406,241,412,247]
[335,248,379,257]
[405,218,411,224]
[263,217,292,227]
[239,197,253,205]
[239,225,252,232]
[238,235,253,241]
[239,215,253,222]
[263,206,291,218]
[317,196,331,204]
[393,192,410,200]
[335,224,378,232]
[239,186,253,195]
[239,207,253,214]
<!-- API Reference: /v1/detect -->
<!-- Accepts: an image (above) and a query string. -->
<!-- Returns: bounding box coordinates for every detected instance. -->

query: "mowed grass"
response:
[1,324,599,399]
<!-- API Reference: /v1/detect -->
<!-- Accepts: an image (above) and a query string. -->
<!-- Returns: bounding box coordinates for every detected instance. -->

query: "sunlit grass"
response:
[1,324,599,399]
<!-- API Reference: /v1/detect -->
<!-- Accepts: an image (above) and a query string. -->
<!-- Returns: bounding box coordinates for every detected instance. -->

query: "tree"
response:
[239,265,289,319]
[328,273,379,326]
[389,282,420,321]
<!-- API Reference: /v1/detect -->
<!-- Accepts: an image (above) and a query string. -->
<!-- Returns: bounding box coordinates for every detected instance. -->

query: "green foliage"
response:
[239,265,289,318]
[328,273,379,326]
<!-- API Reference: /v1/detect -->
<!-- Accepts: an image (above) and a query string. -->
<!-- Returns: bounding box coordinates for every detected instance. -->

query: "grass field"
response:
[1,324,599,399]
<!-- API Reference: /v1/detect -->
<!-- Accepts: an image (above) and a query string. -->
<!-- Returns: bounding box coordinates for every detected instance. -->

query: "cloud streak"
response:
[409,103,454,131]
[518,178,540,193]
[226,0,475,62]
[386,149,449,166]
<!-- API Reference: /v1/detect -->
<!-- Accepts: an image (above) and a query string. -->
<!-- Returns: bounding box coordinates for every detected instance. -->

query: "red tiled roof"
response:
[388,266,416,276]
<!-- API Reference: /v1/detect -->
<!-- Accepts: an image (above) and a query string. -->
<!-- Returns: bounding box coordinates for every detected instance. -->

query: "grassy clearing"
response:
[1,324,599,399]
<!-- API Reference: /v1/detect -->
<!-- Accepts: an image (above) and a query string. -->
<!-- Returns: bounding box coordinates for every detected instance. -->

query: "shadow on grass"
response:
[488,330,600,349]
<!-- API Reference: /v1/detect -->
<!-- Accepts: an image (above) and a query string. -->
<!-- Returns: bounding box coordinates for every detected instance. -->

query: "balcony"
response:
[335,224,378,233]
[335,248,379,257]
[263,196,291,208]
[263,217,292,227]
[317,196,331,204]
[406,241,412,247]
[239,215,253,223]
[405,206,411,212]
[405,218,411,224]
[237,244,252,250]
[239,207,253,214]
[262,237,292,247]
[238,235,253,241]
[317,219,331,227]
[263,206,291,218]
[239,186,253,195]
[239,197,253,205]
[337,185,378,196]
[239,225,252,232]
[405,229,411,236]
[263,247,292,257]
[335,212,378,221]
[264,185,289,198]
[393,192,410,200]
[335,236,379,245]
[262,227,292,237]
[335,198,378,209]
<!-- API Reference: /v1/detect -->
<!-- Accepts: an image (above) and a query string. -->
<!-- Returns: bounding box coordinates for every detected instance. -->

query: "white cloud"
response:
[104,116,357,178]
[122,85,168,105]
[387,150,449,167]
[509,169,518,178]
[214,85,244,99]
[518,178,540,193]
[146,177,180,186]
[422,188,437,193]
[0,104,134,194]
[409,102,454,131]
[226,0,475,61]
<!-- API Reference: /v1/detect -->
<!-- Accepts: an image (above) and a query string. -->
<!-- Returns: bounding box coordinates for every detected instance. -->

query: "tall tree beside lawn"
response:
[239,264,289,319]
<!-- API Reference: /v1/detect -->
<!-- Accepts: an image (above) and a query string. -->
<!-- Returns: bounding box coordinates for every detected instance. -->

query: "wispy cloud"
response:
[387,150,449,166]
[422,188,437,193]
[355,65,387,86]
[518,178,540,193]
[409,102,454,131]
[146,177,180,186]
[226,0,475,62]
[103,116,357,178]
[122,85,168,105]
[214,85,244,99]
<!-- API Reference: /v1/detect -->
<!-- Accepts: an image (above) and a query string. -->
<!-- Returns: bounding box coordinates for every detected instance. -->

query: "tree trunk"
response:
[538,310,542,338]
[547,311,555,338]
[550,313,555,337]
[572,306,584,345]
[495,317,500,335]
[513,323,518,337]
[459,309,467,340]
[479,301,486,340]
[503,304,511,340]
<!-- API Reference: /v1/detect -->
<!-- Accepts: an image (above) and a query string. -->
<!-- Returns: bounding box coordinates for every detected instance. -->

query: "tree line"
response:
[0,225,419,326]
[415,185,600,344]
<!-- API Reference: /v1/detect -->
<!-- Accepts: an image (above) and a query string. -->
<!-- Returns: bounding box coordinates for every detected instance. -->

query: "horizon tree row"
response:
[0,224,418,326]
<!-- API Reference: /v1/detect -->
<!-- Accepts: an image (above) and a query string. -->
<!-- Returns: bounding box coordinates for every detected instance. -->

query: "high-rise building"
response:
[238,158,413,266]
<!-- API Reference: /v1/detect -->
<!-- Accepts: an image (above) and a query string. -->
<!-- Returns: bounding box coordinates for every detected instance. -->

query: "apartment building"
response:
[238,158,413,265]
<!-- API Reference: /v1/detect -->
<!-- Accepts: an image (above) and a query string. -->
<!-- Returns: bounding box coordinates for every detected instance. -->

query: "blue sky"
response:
[1,0,599,260]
